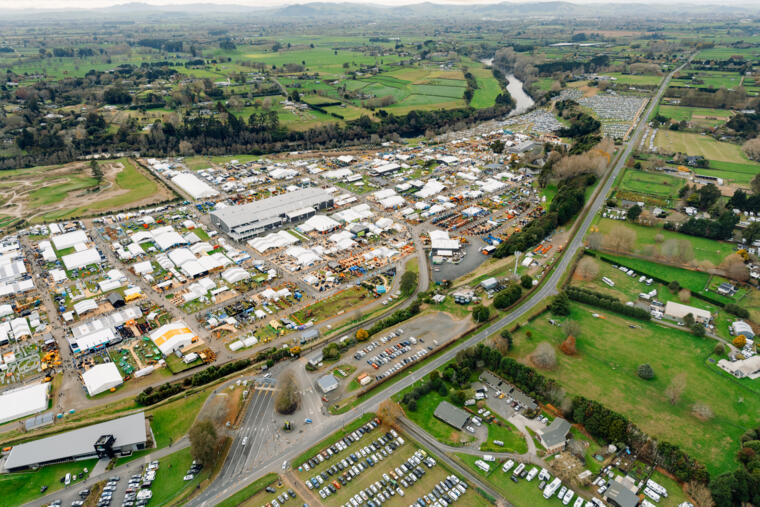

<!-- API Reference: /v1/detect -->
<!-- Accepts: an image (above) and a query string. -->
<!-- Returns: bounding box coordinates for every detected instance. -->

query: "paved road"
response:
[188,59,692,506]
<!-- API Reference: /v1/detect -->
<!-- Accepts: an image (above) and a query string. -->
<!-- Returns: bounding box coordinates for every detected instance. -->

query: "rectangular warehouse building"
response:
[210,188,334,241]
[4,412,147,471]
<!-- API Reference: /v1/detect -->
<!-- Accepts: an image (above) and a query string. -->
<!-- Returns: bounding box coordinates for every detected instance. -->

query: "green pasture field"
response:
[511,304,759,475]
[654,130,760,169]
[701,160,760,184]
[602,72,663,86]
[464,60,501,109]
[238,47,403,77]
[591,217,735,267]
[694,47,760,60]
[617,169,682,202]
[687,70,743,89]
[592,250,738,305]
[570,256,732,341]
[657,105,732,124]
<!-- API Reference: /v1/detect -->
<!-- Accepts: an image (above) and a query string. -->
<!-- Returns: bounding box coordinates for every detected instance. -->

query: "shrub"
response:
[637,363,655,380]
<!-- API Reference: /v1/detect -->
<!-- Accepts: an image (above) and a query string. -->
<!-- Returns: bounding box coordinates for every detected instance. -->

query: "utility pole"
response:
[513,251,521,278]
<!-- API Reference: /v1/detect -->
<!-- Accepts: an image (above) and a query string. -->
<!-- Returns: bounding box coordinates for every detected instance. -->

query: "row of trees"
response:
[136,359,251,405]
[709,426,760,506]
[563,286,652,320]
[669,211,738,240]
[494,175,595,258]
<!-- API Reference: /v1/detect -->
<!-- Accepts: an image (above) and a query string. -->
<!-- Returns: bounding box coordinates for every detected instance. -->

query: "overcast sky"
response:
[0,0,746,9]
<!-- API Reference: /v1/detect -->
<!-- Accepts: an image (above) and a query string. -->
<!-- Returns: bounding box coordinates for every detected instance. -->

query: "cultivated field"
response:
[0,158,173,223]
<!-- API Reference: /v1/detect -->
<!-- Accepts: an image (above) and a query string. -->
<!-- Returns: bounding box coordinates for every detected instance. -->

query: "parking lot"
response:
[296,417,480,507]
[340,312,472,391]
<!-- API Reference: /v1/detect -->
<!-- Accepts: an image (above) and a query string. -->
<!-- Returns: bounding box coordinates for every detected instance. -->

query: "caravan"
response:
[543,478,562,499]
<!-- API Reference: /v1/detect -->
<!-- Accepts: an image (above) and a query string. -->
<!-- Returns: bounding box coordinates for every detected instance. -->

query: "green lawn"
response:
[397,390,474,447]
[148,387,214,448]
[149,446,206,506]
[216,473,279,507]
[592,250,736,303]
[0,459,98,506]
[592,217,735,266]
[480,417,528,454]
[617,169,682,204]
[654,131,760,181]
[603,72,663,86]
[511,304,760,475]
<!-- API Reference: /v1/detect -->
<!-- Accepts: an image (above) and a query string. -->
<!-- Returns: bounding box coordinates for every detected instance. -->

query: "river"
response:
[481,57,535,116]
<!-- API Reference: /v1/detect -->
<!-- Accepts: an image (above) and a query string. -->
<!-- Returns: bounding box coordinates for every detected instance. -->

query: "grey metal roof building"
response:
[316,374,339,394]
[5,412,147,471]
[605,480,640,507]
[433,401,470,430]
[540,417,571,452]
[210,188,333,241]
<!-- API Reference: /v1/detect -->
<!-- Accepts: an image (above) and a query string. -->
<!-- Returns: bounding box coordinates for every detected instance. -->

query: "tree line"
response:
[136,359,251,406]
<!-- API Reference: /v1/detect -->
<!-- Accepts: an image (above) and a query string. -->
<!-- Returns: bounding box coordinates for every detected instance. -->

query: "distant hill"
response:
[0,1,757,22]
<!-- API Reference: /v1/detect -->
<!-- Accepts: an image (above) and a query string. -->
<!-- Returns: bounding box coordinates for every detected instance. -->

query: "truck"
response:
[543,478,562,499]
[526,468,538,481]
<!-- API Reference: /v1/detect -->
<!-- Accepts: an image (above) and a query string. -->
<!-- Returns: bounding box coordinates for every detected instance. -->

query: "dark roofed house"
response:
[107,292,125,308]
[433,401,470,430]
[604,479,640,507]
[540,417,571,453]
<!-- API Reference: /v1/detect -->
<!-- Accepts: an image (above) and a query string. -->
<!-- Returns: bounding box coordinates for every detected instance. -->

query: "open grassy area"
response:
[617,169,682,204]
[602,72,663,86]
[148,386,215,448]
[216,473,279,507]
[0,459,98,506]
[480,416,528,454]
[402,390,473,446]
[592,217,735,266]
[291,285,374,324]
[149,446,207,506]
[592,250,738,304]
[653,131,760,182]
[657,105,732,126]
[510,304,760,475]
